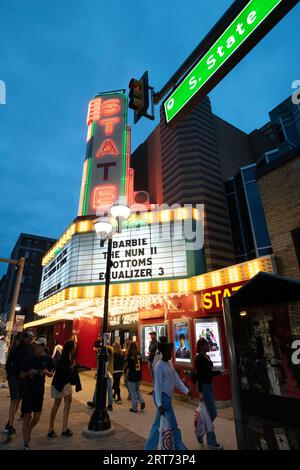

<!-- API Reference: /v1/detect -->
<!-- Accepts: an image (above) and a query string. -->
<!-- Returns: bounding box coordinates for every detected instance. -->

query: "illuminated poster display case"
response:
[194,318,224,369]
[140,323,168,360]
[173,318,192,366]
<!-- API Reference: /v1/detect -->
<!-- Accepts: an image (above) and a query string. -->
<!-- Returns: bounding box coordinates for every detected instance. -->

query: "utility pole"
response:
[0,257,25,348]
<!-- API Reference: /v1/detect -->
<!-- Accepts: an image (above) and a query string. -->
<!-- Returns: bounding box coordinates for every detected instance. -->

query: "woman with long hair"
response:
[47,339,75,438]
[112,342,124,404]
[195,337,224,449]
[124,341,145,413]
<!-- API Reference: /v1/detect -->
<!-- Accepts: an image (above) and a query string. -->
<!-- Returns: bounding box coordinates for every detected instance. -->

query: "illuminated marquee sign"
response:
[78,91,131,216]
[164,0,297,124]
[39,223,191,301]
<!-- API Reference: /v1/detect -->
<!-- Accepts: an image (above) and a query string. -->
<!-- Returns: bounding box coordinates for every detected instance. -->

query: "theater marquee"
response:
[39,223,190,301]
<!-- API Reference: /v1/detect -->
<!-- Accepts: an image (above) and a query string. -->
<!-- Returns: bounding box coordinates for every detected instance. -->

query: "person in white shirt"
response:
[144,342,191,450]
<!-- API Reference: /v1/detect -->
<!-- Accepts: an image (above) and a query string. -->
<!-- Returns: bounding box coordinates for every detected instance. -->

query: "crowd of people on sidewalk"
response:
[2,331,81,449]
[1,328,227,450]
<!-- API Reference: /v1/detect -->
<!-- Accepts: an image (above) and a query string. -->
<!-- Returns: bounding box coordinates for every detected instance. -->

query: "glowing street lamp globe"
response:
[94,217,114,242]
[110,198,131,223]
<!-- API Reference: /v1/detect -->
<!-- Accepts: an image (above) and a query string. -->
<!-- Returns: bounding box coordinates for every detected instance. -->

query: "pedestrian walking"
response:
[152,336,168,370]
[123,339,132,400]
[195,337,225,449]
[52,339,63,369]
[124,341,145,413]
[20,337,53,450]
[112,342,124,404]
[147,331,159,394]
[87,338,114,411]
[144,342,191,450]
[4,330,34,437]
[48,339,75,438]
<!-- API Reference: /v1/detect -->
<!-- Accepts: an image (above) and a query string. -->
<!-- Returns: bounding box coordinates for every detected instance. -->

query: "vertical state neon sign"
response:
[78,91,129,216]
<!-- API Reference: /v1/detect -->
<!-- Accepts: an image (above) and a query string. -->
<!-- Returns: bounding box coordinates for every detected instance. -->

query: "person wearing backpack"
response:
[52,340,63,369]
[124,342,145,413]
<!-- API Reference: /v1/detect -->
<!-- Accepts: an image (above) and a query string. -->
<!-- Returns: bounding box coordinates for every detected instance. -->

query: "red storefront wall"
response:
[138,281,245,402]
[73,316,102,369]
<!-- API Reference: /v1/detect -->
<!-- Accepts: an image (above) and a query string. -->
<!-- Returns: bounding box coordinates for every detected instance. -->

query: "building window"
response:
[291,228,300,268]
[25,251,30,259]
[34,240,39,248]
[26,239,32,247]
[32,251,37,260]
[27,276,33,285]
[30,264,35,272]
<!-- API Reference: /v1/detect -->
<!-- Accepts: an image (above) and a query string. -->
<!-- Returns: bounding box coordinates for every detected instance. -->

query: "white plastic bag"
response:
[194,402,214,439]
[194,403,205,439]
[158,415,175,450]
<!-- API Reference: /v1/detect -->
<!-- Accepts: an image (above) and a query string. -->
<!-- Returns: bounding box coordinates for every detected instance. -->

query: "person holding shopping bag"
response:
[195,337,224,449]
[144,342,192,450]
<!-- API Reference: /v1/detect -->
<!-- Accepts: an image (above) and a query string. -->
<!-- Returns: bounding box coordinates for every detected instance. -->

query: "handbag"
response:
[158,415,175,450]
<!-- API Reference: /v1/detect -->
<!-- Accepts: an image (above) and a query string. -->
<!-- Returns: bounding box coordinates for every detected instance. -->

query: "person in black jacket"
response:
[47,340,75,438]
[4,330,34,437]
[125,342,145,413]
[112,342,124,404]
[195,338,224,449]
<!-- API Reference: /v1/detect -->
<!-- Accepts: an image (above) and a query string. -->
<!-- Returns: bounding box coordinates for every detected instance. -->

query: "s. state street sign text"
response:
[163,0,298,125]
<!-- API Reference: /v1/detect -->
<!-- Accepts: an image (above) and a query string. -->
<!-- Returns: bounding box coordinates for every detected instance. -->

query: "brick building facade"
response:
[257,145,300,280]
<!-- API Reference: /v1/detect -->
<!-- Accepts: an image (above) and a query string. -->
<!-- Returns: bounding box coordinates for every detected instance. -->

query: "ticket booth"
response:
[223,272,300,450]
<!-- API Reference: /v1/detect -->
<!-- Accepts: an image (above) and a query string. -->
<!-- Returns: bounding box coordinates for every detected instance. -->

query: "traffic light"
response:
[129,71,150,124]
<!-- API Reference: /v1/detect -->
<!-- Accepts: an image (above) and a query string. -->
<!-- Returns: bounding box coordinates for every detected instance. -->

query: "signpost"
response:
[162,0,298,124]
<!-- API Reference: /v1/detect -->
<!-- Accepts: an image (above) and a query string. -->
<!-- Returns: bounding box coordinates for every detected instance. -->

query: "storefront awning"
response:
[227,271,300,307]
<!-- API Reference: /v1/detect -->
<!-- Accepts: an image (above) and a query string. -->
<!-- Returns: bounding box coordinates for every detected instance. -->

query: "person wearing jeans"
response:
[124,342,145,413]
[144,342,191,450]
[195,337,224,449]
[112,342,124,404]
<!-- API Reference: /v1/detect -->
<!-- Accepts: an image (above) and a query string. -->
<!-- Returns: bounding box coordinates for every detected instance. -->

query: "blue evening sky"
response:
[0,0,299,276]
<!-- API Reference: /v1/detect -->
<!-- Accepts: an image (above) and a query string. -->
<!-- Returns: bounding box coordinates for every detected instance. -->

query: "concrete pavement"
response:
[0,370,237,450]
[75,370,237,450]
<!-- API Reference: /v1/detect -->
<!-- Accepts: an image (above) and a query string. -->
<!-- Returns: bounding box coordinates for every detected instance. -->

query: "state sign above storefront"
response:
[198,282,245,313]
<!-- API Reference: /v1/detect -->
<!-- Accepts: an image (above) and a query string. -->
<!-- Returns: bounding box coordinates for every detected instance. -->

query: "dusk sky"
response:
[0,0,299,276]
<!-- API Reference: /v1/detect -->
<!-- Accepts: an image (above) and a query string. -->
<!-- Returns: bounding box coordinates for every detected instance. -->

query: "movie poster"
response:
[173,320,192,364]
[141,324,166,359]
[195,319,223,368]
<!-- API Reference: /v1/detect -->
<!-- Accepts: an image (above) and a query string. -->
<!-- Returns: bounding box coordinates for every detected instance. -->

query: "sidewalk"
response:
[0,386,145,451]
[0,371,237,450]
[74,371,237,450]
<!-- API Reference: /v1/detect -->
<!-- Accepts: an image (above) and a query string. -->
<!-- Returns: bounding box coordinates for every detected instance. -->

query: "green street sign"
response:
[163,0,289,124]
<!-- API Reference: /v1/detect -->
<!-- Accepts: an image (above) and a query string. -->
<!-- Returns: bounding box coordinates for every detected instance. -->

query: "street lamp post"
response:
[84,199,130,437]
[88,234,113,432]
